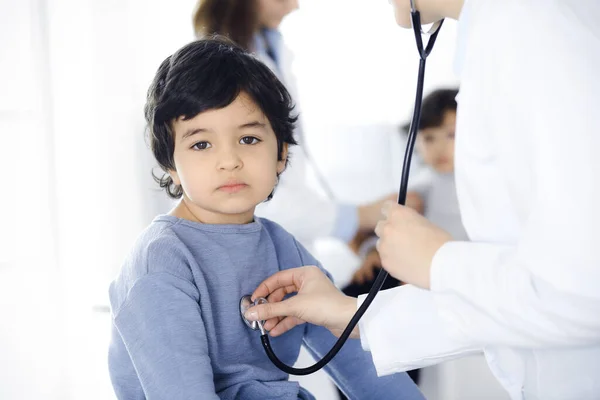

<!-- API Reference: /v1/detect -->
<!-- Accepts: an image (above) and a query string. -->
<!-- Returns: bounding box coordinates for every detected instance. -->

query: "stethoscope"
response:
[240,2,444,376]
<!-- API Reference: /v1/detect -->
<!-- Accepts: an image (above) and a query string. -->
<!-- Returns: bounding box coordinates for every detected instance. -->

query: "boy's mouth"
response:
[218,181,249,193]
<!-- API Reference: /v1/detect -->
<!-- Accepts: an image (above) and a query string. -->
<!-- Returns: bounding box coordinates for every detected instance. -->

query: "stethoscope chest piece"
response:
[240,295,268,334]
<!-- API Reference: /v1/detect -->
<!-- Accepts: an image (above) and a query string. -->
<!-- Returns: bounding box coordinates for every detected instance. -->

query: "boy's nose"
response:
[217,148,243,171]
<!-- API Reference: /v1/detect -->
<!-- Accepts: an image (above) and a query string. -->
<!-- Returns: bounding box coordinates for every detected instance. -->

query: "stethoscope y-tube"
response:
[246,6,445,376]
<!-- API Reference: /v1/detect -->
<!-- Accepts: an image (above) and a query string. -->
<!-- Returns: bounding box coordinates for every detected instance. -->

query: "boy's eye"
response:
[192,141,211,150]
[240,136,261,145]
[423,136,435,143]
[448,132,455,139]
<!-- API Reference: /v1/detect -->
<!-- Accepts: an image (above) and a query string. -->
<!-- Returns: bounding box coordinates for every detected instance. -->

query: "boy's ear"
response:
[168,169,181,186]
[277,143,289,174]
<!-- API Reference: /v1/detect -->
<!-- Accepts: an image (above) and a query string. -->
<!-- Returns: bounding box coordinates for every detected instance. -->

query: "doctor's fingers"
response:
[268,316,305,337]
[261,285,298,330]
[267,284,298,304]
[245,295,301,322]
[375,220,399,256]
[262,317,281,332]
[375,204,413,239]
[382,202,412,220]
[251,266,321,301]
[374,220,386,239]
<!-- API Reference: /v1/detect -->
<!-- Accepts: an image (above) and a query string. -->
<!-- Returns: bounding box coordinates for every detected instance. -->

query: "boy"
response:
[108,38,423,400]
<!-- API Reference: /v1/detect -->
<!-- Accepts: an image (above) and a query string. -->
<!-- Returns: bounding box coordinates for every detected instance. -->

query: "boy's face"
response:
[416,110,456,174]
[169,92,287,224]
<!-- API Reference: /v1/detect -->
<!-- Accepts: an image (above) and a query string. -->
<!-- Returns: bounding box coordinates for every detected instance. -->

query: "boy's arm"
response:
[111,273,220,400]
[291,239,424,399]
[303,324,424,400]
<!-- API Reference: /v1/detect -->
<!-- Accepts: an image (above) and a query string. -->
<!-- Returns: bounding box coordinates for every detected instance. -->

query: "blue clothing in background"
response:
[108,215,423,399]
[253,28,283,70]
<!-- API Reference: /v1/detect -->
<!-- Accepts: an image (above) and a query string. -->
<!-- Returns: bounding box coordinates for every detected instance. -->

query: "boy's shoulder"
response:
[255,217,302,252]
[131,216,188,262]
[109,217,199,312]
[256,217,320,269]
[256,216,293,238]
[114,217,196,283]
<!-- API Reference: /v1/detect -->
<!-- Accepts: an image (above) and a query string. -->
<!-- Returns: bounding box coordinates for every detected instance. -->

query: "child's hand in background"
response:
[351,249,382,284]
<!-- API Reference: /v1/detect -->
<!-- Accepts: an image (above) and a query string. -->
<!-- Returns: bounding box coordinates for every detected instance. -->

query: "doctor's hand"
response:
[375,201,452,289]
[357,193,397,231]
[245,266,359,339]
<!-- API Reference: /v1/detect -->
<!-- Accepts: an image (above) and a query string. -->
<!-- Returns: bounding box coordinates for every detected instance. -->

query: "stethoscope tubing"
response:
[256,10,445,376]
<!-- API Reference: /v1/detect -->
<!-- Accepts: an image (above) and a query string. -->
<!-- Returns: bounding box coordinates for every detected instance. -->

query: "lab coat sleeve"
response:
[111,273,219,399]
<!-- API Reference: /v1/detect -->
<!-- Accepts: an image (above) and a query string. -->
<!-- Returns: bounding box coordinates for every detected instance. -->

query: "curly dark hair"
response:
[144,36,298,199]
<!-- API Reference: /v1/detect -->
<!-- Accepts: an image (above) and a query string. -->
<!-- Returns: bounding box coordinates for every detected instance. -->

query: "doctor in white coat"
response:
[193,0,393,250]
[246,1,600,399]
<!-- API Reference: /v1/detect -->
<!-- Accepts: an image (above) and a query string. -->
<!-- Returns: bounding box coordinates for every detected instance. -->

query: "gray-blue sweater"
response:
[108,215,424,399]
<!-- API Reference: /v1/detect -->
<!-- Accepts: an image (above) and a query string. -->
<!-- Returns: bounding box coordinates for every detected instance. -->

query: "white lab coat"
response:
[358,1,600,399]
[253,40,343,250]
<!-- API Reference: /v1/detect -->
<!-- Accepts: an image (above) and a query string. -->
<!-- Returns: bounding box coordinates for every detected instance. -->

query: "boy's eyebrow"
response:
[239,121,266,129]
[180,121,265,141]
[181,128,211,141]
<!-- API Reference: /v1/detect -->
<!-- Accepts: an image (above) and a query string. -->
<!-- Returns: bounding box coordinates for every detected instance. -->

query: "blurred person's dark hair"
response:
[145,36,298,199]
[193,0,259,50]
[401,88,459,134]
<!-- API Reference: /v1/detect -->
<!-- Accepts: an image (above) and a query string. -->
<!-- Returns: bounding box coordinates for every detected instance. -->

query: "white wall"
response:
[0,0,196,398]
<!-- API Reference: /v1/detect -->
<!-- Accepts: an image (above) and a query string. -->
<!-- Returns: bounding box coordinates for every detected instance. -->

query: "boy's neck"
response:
[170,199,255,225]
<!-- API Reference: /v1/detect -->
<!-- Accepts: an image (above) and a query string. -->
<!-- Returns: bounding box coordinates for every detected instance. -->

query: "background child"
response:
[344,88,467,295]
[339,88,466,394]
[107,38,423,400]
